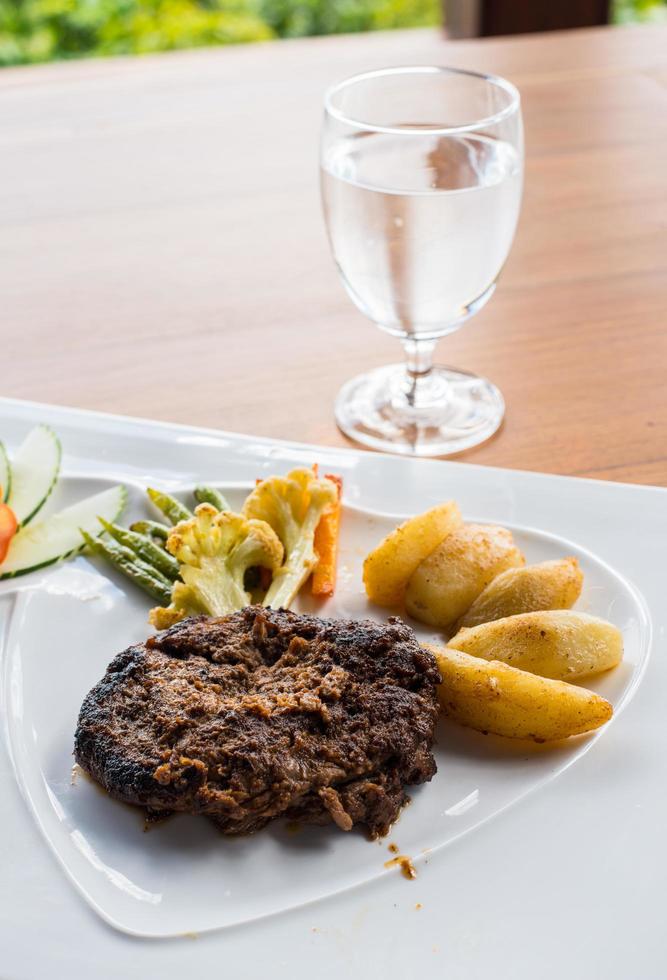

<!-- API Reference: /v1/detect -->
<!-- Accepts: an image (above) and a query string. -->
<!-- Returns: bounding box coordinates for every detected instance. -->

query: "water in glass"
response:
[322,131,522,338]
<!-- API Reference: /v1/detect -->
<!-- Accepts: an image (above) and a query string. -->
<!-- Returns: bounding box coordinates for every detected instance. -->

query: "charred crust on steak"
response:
[74,606,440,838]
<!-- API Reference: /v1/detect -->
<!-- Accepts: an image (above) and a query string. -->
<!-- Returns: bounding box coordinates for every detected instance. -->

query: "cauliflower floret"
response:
[242,468,337,609]
[149,504,283,629]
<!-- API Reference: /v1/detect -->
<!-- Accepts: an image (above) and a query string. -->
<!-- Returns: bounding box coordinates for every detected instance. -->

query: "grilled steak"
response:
[74,607,440,837]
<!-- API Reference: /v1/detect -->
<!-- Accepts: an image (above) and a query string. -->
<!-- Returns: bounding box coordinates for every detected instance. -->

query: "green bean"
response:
[81,530,173,605]
[130,519,169,542]
[193,486,230,511]
[146,487,192,526]
[98,518,180,581]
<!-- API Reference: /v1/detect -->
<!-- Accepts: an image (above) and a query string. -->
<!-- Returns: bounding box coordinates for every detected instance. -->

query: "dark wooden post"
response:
[446,0,611,38]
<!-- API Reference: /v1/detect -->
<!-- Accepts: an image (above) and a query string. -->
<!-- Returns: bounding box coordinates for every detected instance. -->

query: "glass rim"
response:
[324,65,521,136]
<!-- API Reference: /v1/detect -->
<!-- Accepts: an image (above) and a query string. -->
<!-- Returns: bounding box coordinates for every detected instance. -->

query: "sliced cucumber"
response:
[7,425,61,526]
[0,442,10,502]
[0,485,126,579]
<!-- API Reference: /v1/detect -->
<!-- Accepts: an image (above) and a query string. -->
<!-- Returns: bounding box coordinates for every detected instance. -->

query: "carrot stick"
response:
[0,502,18,564]
[312,474,342,598]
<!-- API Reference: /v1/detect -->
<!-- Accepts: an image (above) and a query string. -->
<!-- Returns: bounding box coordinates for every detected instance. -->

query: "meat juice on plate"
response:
[321,132,522,336]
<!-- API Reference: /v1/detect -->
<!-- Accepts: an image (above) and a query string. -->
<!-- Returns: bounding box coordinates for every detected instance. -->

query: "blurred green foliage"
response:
[258,0,438,37]
[613,0,667,21]
[0,0,664,68]
[0,0,439,65]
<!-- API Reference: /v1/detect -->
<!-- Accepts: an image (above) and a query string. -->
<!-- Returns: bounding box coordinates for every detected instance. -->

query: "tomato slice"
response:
[0,502,18,564]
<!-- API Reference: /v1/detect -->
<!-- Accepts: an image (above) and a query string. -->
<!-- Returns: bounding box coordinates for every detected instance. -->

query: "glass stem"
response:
[402,338,437,408]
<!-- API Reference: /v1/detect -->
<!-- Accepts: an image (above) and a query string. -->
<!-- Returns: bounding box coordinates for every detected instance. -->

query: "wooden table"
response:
[1,25,666,484]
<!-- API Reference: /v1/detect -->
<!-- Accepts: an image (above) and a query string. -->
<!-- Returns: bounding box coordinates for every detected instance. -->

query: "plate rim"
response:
[0,395,665,498]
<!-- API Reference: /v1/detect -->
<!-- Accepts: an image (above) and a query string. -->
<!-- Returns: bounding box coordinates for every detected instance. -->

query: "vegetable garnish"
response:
[98,517,180,581]
[243,468,337,609]
[0,485,126,580]
[194,486,230,512]
[82,529,172,605]
[0,501,18,564]
[6,425,61,527]
[129,519,169,541]
[0,425,128,578]
[80,470,340,622]
[83,486,232,616]
[146,487,193,526]
[0,443,11,502]
[312,473,342,598]
[149,506,284,629]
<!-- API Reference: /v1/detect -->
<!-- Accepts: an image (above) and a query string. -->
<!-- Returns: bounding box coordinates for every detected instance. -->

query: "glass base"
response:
[335,363,504,457]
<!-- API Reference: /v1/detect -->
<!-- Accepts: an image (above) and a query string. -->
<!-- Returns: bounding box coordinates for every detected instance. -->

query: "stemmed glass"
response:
[320,66,523,456]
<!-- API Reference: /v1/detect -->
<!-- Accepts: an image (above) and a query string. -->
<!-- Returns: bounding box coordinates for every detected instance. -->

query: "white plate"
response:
[0,398,665,979]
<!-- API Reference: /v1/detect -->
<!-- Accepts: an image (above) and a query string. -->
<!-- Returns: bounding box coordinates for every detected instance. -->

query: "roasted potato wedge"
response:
[458,557,583,628]
[448,610,623,680]
[363,501,461,608]
[405,523,524,630]
[428,644,613,742]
